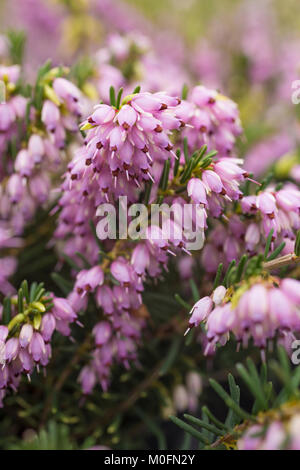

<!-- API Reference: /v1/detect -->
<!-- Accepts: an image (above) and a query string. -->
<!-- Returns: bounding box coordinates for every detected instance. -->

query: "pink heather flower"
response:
[131,243,150,277]
[67,291,88,313]
[78,366,96,395]
[237,424,271,450]
[245,223,260,251]
[178,256,194,280]
[96,286,114,315]
[28,134,44,164]
[241,195,257,214]
[6,174,25,204]
[75,266,104,294]
[145,225,169,251]
[186,371,202,397]
[214,161,245,181]
[281,278,300,304]
[52,297,77,322]
[18,349,33,374]
[0,257,18,296]
[187,178,207,205]
[202,170,224,194]
[10,95,27,118]
[0,103,15,132]
[257,192,277,217]
[40,314,56,343]
[276,188,300,212]
[206,304,235,347]
[188,296,213,329]
[0,367,9,389]
[53,78,81,104]
[237,422,287,450]
[110,258,133,287]
[93,322,112,347]
[212,285,227,305]
[224,237,240,262]
[19,324,33,349]
[201,243,221,273]
[173,384,189,412]
[15,149,35,177]
[29,173,51,203]
[5,338,19,362]
[28,333,46,363]
[214,160,246,200]
[41,100,60,132]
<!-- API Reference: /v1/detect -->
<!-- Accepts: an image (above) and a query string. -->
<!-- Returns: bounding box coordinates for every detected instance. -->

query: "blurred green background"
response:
[125,0,300,43]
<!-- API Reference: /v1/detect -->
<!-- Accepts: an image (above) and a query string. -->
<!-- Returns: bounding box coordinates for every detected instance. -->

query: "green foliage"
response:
[171,348,300,449]
[7,30,26,64]
[71,56,95,88]
[8,421,94,450]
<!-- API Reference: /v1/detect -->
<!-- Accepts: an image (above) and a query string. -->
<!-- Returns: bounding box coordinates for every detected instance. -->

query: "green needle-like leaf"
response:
[264,229,274,260]
[209,378,253,422]
[109,86,116,106]
[170,416,210,444]
[266,242,286,261]
[183,414,225,437]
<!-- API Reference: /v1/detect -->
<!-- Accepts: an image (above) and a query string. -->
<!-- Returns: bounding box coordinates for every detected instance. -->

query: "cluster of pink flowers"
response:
[1,0,300,451]
[0,294,76,406]
[1,74,82,237]
[178,86,242,158]
[80,91,182,187]
[66,262,145,393]
[242,186,300,247]
[52,82,253,393]
[201,185,300,273]
[55,89,192,262]
[188,158,247,211]
[79,319,144,394]
[66,222,205,393]
[0,0,298,412]
[187,277,300,355]
[0,66,27,177]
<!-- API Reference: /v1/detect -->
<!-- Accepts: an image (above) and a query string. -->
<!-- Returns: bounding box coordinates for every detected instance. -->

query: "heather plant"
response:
[0,0,299,452]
